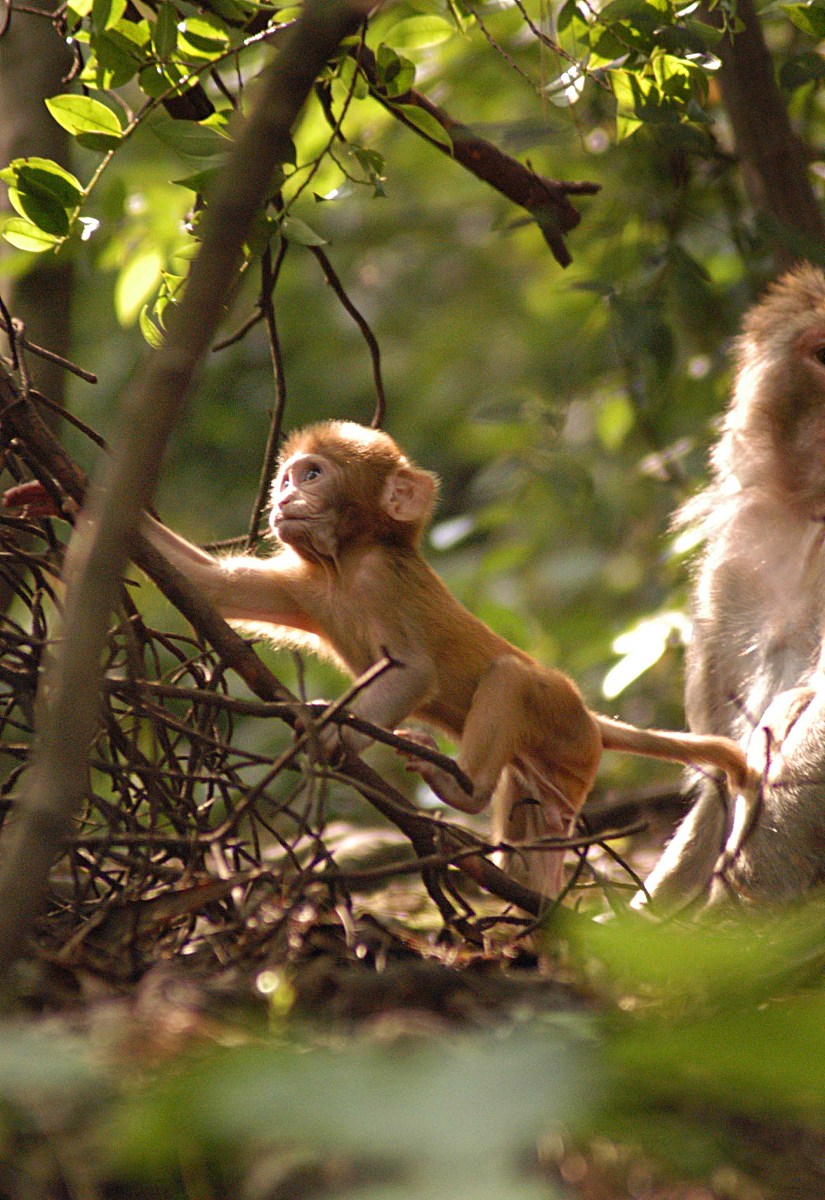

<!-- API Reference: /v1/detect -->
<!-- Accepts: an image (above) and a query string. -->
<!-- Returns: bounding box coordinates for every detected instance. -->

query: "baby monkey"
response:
[10,421,757,897]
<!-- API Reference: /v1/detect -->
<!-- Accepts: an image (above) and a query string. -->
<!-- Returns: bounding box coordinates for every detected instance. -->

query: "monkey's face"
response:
[730,295,825,512]
[768,322,825,509]
[269,452,343,560]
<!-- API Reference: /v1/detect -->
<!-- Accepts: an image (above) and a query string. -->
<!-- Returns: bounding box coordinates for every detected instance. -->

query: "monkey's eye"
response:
[814,346,825,367]
[302,462,323,482]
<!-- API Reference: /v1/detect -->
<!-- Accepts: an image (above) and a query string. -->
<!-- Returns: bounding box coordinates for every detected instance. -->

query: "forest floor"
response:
[2,799,818,1200]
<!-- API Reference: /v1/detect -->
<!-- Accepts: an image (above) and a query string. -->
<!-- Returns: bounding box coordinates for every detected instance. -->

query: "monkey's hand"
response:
[3,480,71,519]
[295,712,369,766]
[394,729,483,814]
[714,688,814,877]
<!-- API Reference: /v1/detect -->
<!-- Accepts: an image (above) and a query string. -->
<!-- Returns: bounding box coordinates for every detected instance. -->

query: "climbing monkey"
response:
[8,420,756,898]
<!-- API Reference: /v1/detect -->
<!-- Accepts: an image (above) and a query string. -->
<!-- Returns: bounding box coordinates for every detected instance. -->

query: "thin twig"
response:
[0,308,97,383]
[309,245,386,428]
[246,237,290,547]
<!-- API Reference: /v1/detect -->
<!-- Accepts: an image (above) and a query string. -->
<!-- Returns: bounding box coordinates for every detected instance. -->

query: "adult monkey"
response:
[640,264,825,910]
[7,420,755,899]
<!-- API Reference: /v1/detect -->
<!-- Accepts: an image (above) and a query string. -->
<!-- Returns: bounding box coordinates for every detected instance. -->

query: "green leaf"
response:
[45,94,124,150]
[611,70,643,139]
[376,44,416,97]
[393,103,453,151]
[149,112,228,162]
[91,19,150,86]
[115,247,164,324]
[654,22,710,53]
[336,54,369,99]
[783,0,825,37]
[652,53,693,103]
[8,184,70,236]
[2,217,62,252]
[139,304,165,347]
[91,0,126,32]
[108,1026,586,1189]
[557,0,585,32]
[384,14,456,49]
[600,0,663,22]
[153,1,178,58]
[138,61,184,98]
[177,14,230,58]
[595,393,635,453]
[172,167,221,194]
[780,50,825,89]
[207,0,256,20]
[280,215,327,246]
[1,157,83,206]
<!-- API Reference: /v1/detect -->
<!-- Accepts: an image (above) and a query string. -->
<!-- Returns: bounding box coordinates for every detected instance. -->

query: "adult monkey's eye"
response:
[814,345,825,366]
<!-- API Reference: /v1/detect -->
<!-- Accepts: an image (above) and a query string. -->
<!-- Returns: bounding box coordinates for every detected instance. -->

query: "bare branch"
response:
[354,44,599,268]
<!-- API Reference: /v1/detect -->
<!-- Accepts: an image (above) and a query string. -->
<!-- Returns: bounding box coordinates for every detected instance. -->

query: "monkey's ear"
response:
[381,467,438,524]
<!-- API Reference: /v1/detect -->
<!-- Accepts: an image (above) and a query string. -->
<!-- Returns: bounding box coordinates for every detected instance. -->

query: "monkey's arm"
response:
[631,783,727,910]
[335,649,438,756]
[142,515,321,633]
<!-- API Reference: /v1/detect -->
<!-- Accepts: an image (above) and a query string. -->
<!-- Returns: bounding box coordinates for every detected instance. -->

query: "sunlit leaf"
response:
[280,215,327,246]
[177,13,230,58]
[115,246,164,324]
[45,93,124,141]
[393,103,453,150]
[543,63,587,106]
[0,157,83,206]
[610,69,643,138]
[153,1,178,57]
[91,0,127,32]
[384,14,456,49]
[139,304,165,347]
[2,217,62,252]
[595,393,634,451]
[602,611,690,698]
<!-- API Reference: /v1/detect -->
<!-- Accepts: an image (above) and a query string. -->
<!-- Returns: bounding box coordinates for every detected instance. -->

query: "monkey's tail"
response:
[595,715,760,796]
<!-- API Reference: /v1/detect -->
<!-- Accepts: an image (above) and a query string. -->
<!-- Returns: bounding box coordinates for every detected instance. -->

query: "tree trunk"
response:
[714,0,825,267]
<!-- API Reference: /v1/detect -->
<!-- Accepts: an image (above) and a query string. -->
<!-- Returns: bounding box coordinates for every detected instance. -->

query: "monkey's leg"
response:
[461,656,593,898]
[492,767,571,898]
[396,658,533,814]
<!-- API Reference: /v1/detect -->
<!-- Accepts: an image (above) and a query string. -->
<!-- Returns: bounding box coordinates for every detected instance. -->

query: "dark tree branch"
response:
[354,44,599,268]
